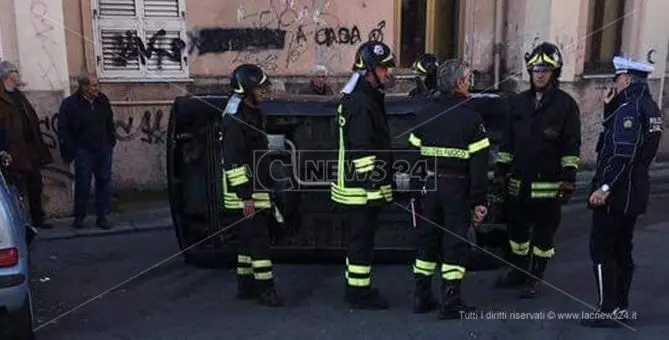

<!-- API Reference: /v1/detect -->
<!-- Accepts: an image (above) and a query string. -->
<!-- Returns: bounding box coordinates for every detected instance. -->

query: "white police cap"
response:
[613,56,654,75]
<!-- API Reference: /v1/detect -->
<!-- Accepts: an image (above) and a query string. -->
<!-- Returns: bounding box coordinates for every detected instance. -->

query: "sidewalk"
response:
[35,162,669,241]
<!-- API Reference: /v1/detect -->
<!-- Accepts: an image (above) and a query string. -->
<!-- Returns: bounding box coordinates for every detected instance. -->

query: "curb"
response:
[34,218,173,241]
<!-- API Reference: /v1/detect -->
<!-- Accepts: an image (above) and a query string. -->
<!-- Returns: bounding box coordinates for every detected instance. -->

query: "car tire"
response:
[8,293,34,340]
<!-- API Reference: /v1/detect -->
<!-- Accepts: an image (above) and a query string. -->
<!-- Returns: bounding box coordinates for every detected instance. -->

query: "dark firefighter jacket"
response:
[408,93,491,207]
[331,77,393,206]
[592,82,663,215]
[497,83,581,200]
[221,95,272,210]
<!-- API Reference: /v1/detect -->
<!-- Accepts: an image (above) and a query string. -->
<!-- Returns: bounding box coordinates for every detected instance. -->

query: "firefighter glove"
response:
[557,181,576,203]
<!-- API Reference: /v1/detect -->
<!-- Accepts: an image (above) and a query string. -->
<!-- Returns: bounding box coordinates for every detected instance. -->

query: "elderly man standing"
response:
[0,61,54,229]
[58,74,116,229]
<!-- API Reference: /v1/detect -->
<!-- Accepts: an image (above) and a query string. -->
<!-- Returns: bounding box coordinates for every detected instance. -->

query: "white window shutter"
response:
[144,0,180,17]
[98,0,137,17]
[92,0,188,80]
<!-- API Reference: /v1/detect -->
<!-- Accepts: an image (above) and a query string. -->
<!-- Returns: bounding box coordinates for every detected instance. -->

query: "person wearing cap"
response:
[493,42,582,298]
[221,63,284,307]
[331,41,396,309]
[304,64,334,96]
[581,56,663,328]
[0,61,54,229]
[409,53,440,99]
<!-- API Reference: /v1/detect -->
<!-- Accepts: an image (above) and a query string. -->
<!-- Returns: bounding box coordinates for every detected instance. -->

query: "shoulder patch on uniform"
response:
[223,94,243,115]
[623,116,634,129]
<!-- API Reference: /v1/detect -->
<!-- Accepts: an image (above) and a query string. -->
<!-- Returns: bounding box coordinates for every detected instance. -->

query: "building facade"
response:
[1,0,668,216]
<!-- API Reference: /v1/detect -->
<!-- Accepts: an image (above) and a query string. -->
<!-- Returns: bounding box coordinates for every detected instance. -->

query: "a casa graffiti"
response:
[109,0,387,72]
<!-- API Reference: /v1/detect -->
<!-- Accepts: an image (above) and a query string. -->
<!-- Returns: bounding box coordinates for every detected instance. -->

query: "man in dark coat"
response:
[0,61,54,229]
[58,74,117,229]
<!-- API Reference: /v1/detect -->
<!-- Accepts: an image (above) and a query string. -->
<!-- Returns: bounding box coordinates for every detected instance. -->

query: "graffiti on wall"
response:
[108,0,387,72]
[112,29,186,69]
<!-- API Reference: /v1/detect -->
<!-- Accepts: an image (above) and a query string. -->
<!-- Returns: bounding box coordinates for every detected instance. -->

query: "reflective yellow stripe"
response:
[353,155,376,168]
[380,184,393,202]
[356,164,375,173]
[347,264,371,275]
[413,259,437,276]
[229,176,249,186]
[347,277,371,287]
[468,137,490,153]
[531,191,559,198]
[441,264,465,280]
[238,255,252,264]
[531,182,560,190]
[561,155,580,169]
[533,246,555,258]
[367,190,382,200]
[225,166,247,178]
[409,133,422,148]
[509,240,530,255]
[252,259,272,268]
[497,152,513,163]
[237,267,253,275]
[255,272,273,280]
[420,146,470,159]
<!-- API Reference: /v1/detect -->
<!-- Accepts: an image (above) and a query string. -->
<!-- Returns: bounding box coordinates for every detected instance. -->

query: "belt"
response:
[426,170,467,179]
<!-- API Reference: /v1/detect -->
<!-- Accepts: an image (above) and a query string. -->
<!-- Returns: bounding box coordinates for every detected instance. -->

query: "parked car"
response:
[0,168,34,339]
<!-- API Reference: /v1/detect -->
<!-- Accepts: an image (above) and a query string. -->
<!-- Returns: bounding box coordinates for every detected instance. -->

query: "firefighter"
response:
[331,41,396,309]
[494,42,582,298]
[409,53,440,99]
[408,58,490,319]
[581,56,663,328]
[221,63,283,307]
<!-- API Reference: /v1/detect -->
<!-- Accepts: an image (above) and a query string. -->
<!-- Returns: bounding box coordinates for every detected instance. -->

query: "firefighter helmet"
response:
[524,42,563,77]
[412,53,440,76]
[230,64,270,96]
[352,41,397,71]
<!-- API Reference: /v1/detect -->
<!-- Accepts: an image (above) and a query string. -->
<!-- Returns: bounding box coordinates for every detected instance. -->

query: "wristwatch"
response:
[600,184,610,192]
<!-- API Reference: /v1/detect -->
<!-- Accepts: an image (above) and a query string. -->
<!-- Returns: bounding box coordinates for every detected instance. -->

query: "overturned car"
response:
[166,90,512,270]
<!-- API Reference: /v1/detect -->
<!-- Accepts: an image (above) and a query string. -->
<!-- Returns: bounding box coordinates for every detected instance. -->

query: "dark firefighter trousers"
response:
[506,198,561,272]
[413,178,470,282]
[345,205,381,288]
[235,210,275,282]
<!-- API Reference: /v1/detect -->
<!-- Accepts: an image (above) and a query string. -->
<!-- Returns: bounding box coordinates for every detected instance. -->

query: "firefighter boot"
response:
[345,286,389,310]
[615,264,635,323]
[519,256,548,299]
[413,275,437,314]
[581,263,621,328]
[438,280,475,319]
[256,279,284,307]
[495,253,529,289]
[236,275,257,300]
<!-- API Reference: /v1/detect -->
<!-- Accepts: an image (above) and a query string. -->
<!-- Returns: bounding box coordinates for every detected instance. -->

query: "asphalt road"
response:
[29,195,669,340]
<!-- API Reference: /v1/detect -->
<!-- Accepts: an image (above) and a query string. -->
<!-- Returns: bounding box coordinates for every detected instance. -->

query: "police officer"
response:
[409,59,490,319]
[221,64,283,307]
[494,42,582,298]
[581,56,663,328]
[409,53,440,98]
[331,41,396,309]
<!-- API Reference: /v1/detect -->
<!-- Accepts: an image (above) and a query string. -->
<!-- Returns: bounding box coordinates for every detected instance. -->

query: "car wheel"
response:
[8,293,34,340]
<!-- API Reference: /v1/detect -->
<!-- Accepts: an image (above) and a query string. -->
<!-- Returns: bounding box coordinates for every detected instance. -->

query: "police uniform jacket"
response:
[592,82,663,215]
[408,93,491,207]
[221,96,272,210]
[497,83,581,200]
[331,77,393,206]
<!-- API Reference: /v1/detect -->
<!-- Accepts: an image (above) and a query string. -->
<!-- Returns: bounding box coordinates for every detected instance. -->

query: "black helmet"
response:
[524,42,563,76]
[230,64,270,96]
[412,53,440,76]
[352,41,397,71]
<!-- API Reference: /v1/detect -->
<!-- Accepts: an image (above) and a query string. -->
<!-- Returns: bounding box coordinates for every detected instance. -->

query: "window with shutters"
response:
[92,0,189,80]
